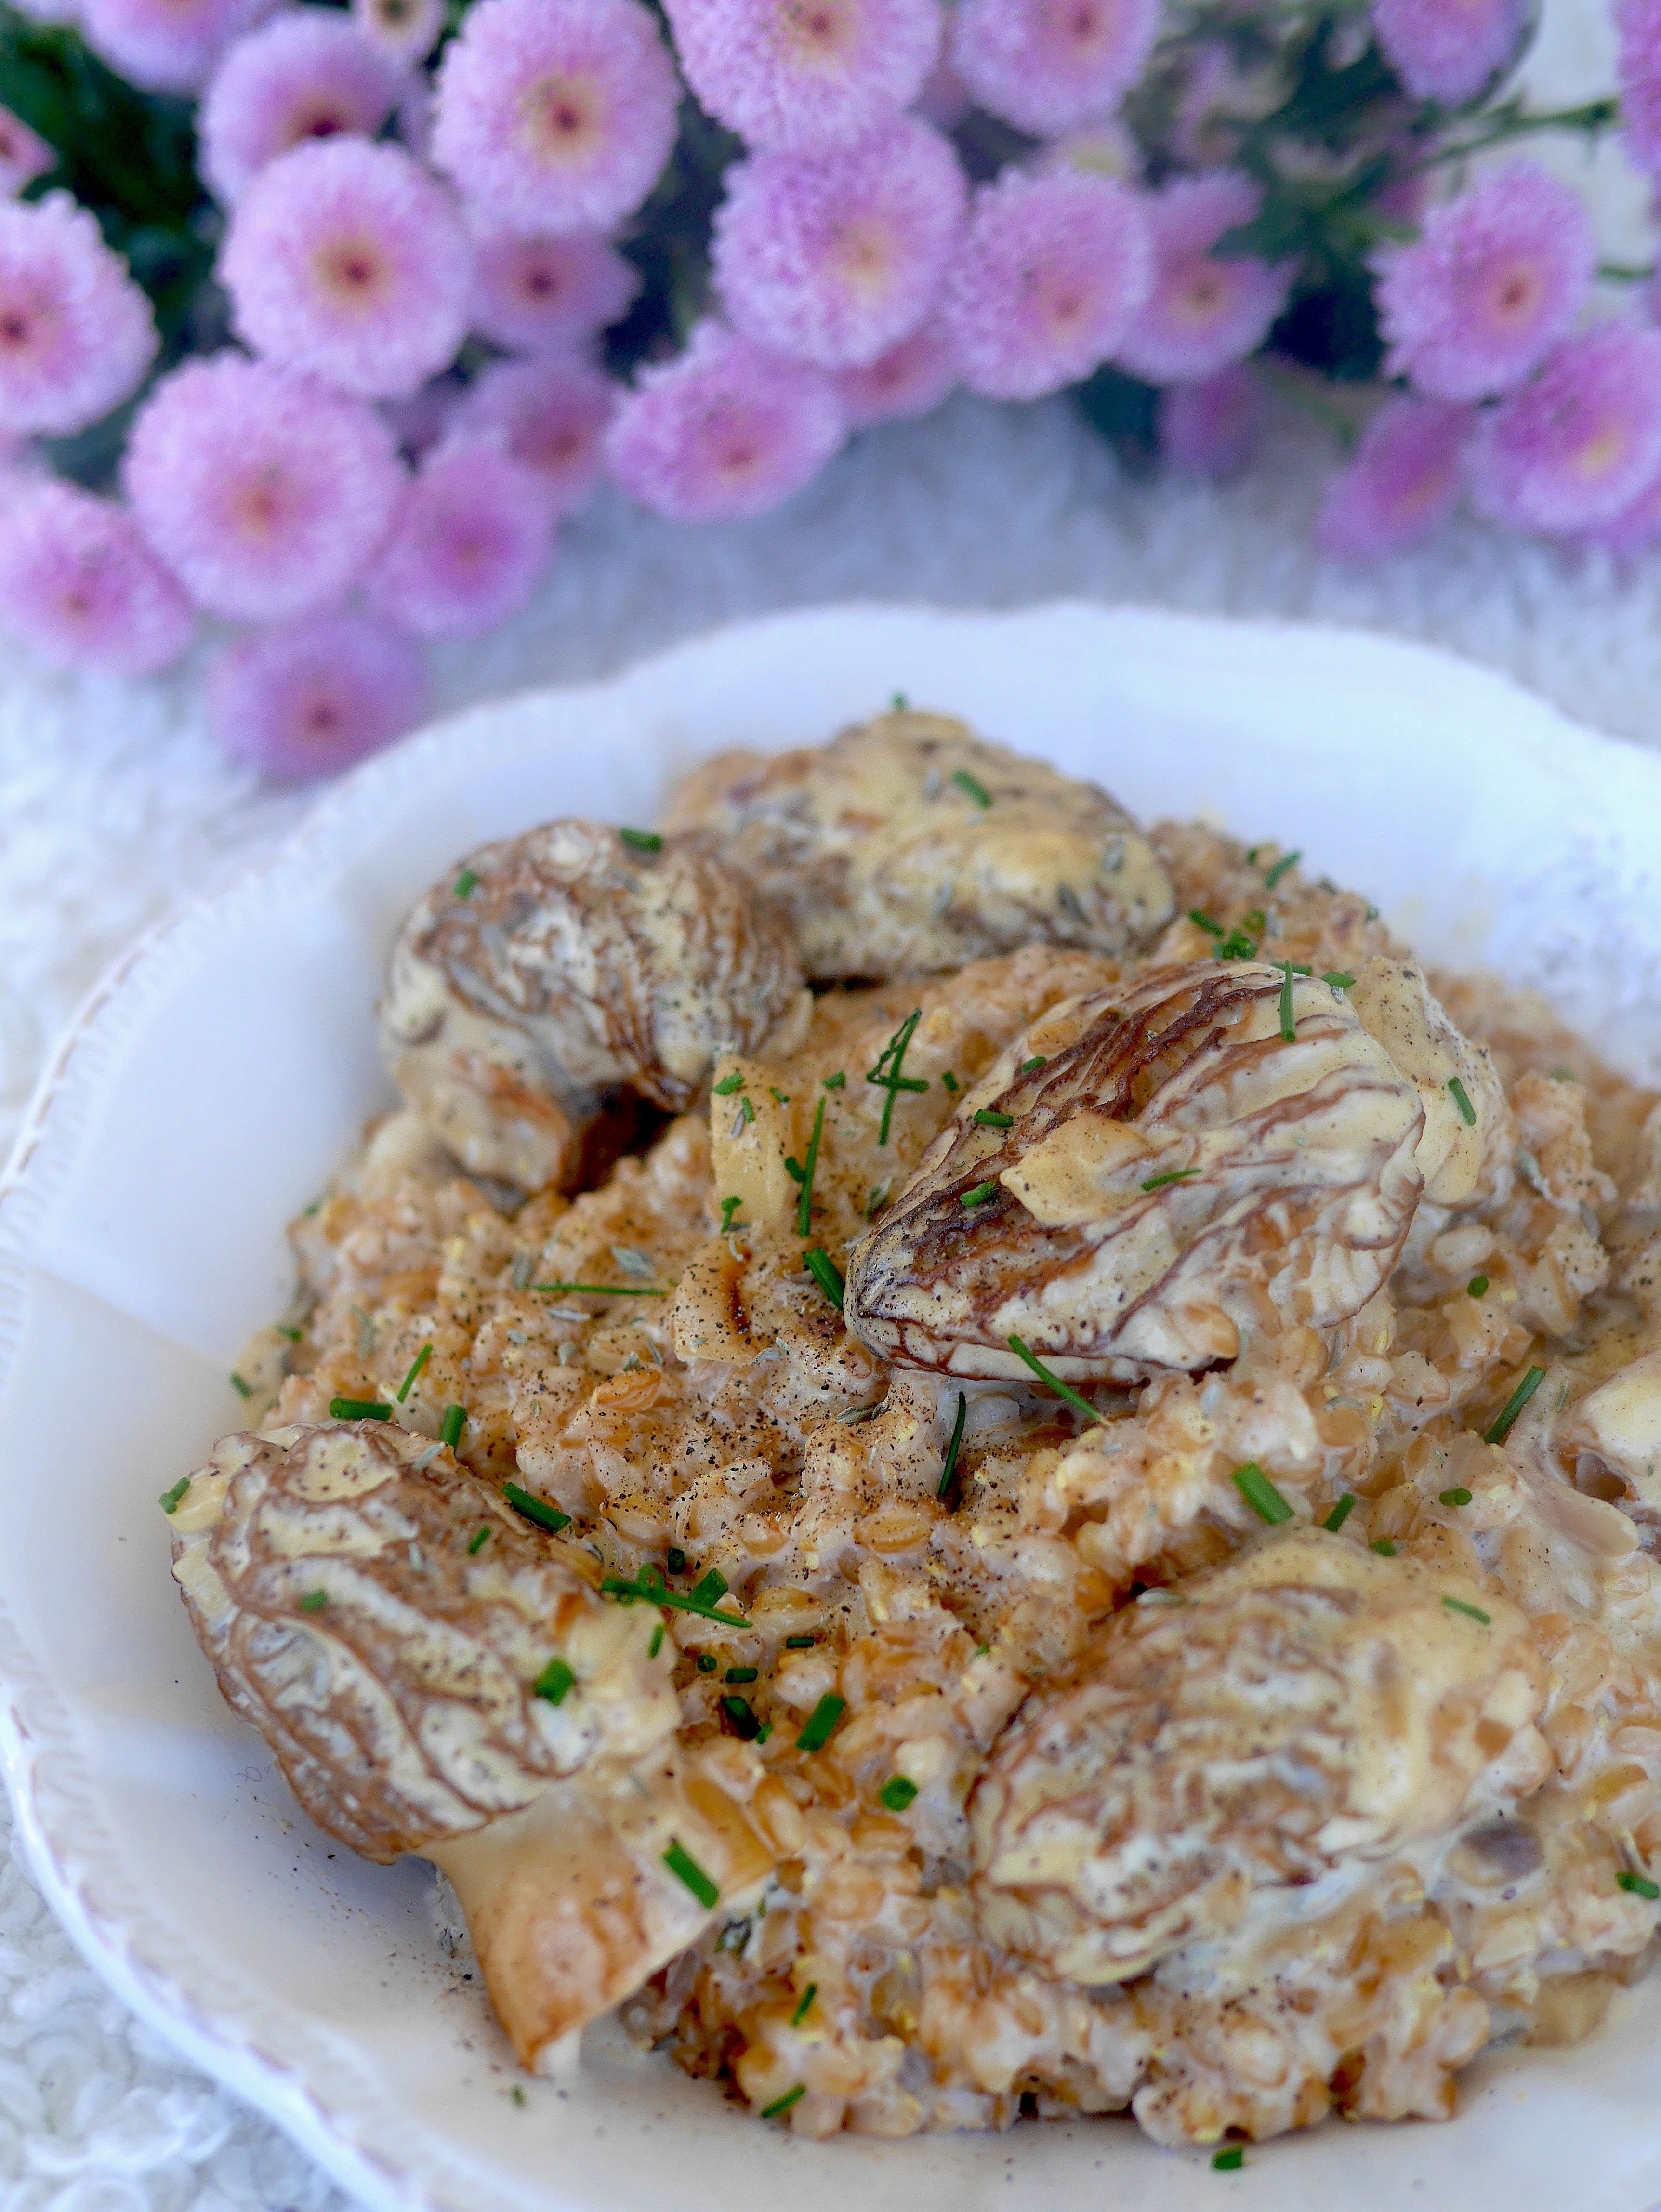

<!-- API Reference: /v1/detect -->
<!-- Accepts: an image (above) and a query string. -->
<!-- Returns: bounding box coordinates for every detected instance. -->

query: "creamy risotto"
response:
[167,711,1661,2153]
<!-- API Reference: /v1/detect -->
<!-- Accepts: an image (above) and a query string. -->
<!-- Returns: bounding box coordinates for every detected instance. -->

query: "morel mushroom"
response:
[171,1421,774,2067]
[660,710,1174,982]
[970,1529,1549,1986]
[1345,957,1512,1207]
[380,820,805,1190]
[843,961,1425,1378]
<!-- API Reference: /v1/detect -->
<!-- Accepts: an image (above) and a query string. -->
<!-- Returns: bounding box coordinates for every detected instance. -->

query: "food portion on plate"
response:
[164,707,1661,2150]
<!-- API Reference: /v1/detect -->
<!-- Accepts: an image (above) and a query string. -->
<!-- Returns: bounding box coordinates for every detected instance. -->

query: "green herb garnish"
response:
[604,1572,749,1626]
[1322,971,1355,989]
[1485,1364,1545,1445]
[784,1633,816,1648]
[1188,909,1224,937]
[503,1481,570,1534]
[532,1281,668,1296]
[159,1476,191,1514]
[879,1776,918,1812]
[230,1371,252,1399]
[467,1526,491,1555]
[1323,1493,1356,1532]
[276,1323,302,1343]
[866,1008,927,1144]
[1212,2146,1244,2171]
[1142,1168,1200,1191]
[719,1196,745,1233]
[1442,1597,1490,1625]
[1618,1871,1661,1899]
[1439,1487,1472,1508]
[691,1567,728,1608]
[804,1248,845,1310]
[722,1695,761,1739]
[1278,961,1296,1043]
[1448,1075,1477,1127]
[667,1546,686,1573]
[725,1664,758,1683]
[440,1403,466,1450]
[453,869,479,899]
[952,767,992,808]
[1232,1462,1293,1525]
[396,1343,432,1402]
[770,1088,790,1105]
[1020,1055,1047,1074]
[960,1180,999,1207]
[797,1095,825,1237]
[1007,1334,1104,1424]
[662,1839,719,1909]
[973,1108,1015,1129]
[1217,929,1258,960]
[796,1693,845,1753]
[713,1069,746,1095]
[649,1623,664,1658]
[761,2086,805,2120]
[330,1397,392,1421]
[1371,1539,1397,1556]
[939,1390,967,1497]
[790,1983,817,2026]
[1467,1276,1489,1298]
[823,1070,845,1089]
[738,1094,755,1129]
[299,1590,328,1613]
[941,1071,959,1093]
[1263,849,1301,889]
[534,1656,576,1703]
[619,827,662,852]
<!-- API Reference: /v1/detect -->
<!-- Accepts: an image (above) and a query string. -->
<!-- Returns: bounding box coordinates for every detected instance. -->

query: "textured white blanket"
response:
[6,8,1661,2196]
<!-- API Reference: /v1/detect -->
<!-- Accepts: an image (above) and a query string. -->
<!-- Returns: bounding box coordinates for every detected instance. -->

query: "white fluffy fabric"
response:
[6,9,1661,2196]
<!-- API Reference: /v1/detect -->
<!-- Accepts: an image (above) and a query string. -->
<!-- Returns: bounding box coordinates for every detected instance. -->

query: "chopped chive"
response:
[796,1692,845,1753]
[159,1475,191,1514]
[1007,1334,1104,1424]
[276,1323,302,1343]
[960,1179,1000,1207]
[534,1656,576,1703]
[396,1343,432,1402]
[1322,1493,1356,1532]
[1212,2146,1244,2171]
[695,1653,716,1673]
[604,1574,749,1626]
[784,1633,816,1648]
[785,1156,805,1185]
[440,1403,466,1449]
[879,1776,918,1812]
[1371,1538,1397,1556]
[1442,1596,1490,1625]
[662,1839,720,1909]
[1322,971,1355,989]
[453,868,479,899]
[1020,1056,1047,1074]
[1278,960,1296,1043]
[738,1094,755,1129]
[691,1567,728,1607]
[823,1070,846,1089]
[757,1721,772,1743]
[330,1397,392,1421]
[713,1070,746,1096]
[1245,846,1260,865]
[721,1695,761,1740]
[1618,1871,1661,1899]
[1188,909,1225,937]
[467,1526,491,1555]
[667,1545,686,1573]
[725,1664,758,1683]
[1439,1487,1472,1508]
[1447,1075,1477,1127]
[510,2086,525,2107]
[1263,849,1301,889]
[531,1281,668,1296]
[230,1371,252,1399]
[770,1088,791,1105]
[941,1071,959,1093]
[719,1196,745,1233]
[939,1390,967,1497]
[790,1983,817,2026]
[299,1590,328,1613]
[973,1108,1015,1129]
[892,691,909,710]
[804,1248,845,1310]
[952,767,992,808]
[1485,1364,1545,1445]
[619,827,662,852]
[503,1481,570,1534]
[1141,1168,1200,1191]
[649,1623,664,1658]
[1467,1275,1489,1298]
[1232,1462,1293,1526]
[797,1095,825,1237]
[866,1009,926,1145]
[761,2086,805,2120]
[1217,930,1258,960]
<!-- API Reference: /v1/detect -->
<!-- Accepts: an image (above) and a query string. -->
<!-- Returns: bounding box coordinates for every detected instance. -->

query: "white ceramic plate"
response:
[8,603,1661,2212]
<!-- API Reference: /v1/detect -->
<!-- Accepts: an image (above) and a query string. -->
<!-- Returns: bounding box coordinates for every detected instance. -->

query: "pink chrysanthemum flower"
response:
[1115,171,1291,384]
[1578,462,1661,556]
[80,0,271,93]
[432,0,677,235]
[949,0,1157,136]
[364,436,555,636]
[221,138,473,400]
[198,10,405,203]
[1617,0,1661,180]
[124,353,404,619]
[837,312,957,425]
[0,105,53,198]
[1369,0,1528,105]
[0,479,194,676]
[662,0,940,155]
[1317,394,1472,556]
[606,319,845,518]
[1373,161,1592,404]
[712,118,964,370]
[941,166,1151,401]
[470,226,640,352]
[209,609,427,779]
[448,356,615,516]
[1158,362,1262,479]
[0,194,157,437]
[1471,322,1661,533]
[353,0,443,64]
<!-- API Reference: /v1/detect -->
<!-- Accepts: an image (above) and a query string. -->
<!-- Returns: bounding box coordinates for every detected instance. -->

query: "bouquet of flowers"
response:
[0,0,1651,776]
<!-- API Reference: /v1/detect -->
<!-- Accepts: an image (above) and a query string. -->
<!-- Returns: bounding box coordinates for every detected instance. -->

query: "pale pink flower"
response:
[663,0,940,154]
[1471,322,1661,533]
[1579,460,1661,555]
[470,227,639,352]
[837,312,956,424]
[0,106,53,198]
[1370,0,1528,105]
[364,436,555,635]
[0,194,157,436]
[209,609,427,779]
[606,319,845,518]
[124,353,405,619]
[80,0,272,93]
[0,479,193,675]
[448,356,615,515]
[942,166,1151,401]
[950,0,1157,135]
[222,138,473,399]
[1159,362,1261,479]
[352,0,443,64]
[1036,115,1140,181]
[1373,161,1593,403]
[1616,0,1661,180]
[1115,171,1291,383]
[198,10,405,203]
[712,118,964,370]
[432,0,678,234]
[1317,394,1472,556]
